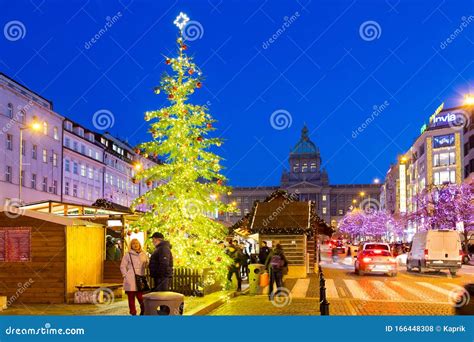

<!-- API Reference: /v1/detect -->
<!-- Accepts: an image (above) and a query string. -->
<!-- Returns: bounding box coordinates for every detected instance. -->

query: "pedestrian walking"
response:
[265,244,288,300]
[225,240,242,291]
[149,232,173,291]
[120,238,149,316]
[258,241,271,264]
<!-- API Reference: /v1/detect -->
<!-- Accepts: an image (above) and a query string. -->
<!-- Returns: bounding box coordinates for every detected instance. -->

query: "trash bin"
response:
[248,264,266,295]
[143,292,185,316]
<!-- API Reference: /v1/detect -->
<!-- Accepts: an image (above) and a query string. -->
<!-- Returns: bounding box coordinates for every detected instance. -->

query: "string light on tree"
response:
[131,12,233,284]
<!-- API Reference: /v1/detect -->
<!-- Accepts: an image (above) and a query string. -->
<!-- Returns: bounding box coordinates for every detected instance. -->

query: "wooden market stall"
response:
[21,199,141,284]
[0,208,104,304]
[231,190,333,277]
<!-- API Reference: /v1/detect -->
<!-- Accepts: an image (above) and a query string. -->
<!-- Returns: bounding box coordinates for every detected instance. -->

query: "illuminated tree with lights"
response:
[339,209,404,242]
[414,183,474,250]
[131,13,233,284]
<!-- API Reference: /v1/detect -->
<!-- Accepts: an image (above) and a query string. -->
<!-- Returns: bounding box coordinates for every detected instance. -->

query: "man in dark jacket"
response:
[265,244,288,300]
[225,241,242,291]
[258,241,271,264]
[149,232,173,291]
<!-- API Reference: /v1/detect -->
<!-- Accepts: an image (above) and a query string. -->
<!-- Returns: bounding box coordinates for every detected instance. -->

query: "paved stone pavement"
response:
[207,260,472,315]
[208,295,454,316]
[0,291,235,316]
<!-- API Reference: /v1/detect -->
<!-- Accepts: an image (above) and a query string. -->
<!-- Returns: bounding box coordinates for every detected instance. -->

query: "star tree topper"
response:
[174,12,190,31]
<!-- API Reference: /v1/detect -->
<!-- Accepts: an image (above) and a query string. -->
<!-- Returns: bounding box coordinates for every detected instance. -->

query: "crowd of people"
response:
[225,240,288,300]
[119,235,290,315]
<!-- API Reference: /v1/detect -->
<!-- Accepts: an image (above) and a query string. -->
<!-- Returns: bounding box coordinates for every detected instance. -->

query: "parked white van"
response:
[407,230,462,276]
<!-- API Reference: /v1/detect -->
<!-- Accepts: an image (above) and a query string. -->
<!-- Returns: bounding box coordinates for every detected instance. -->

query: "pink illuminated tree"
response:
[413,183,474,250]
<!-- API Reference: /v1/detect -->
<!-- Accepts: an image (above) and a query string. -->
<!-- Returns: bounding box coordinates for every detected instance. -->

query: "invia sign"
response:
[430,110,466,128]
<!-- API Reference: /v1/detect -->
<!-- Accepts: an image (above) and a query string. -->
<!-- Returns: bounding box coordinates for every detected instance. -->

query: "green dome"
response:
[291,125,318,155]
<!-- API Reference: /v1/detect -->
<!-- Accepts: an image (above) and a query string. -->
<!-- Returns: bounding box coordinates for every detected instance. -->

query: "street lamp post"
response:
[18,117,41,201]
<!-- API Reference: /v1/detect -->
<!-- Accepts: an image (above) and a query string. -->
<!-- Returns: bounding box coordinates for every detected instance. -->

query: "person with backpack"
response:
[265,243,288,300]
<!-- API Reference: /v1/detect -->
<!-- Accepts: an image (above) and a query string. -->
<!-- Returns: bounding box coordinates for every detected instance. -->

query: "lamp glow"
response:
[464,94,474,106]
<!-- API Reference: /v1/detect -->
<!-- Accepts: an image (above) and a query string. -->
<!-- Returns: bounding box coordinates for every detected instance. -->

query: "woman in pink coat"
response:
[120,239,149,315]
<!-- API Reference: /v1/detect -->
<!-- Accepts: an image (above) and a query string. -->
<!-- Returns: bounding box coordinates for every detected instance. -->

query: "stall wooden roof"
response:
[231,190,334,236]
[0,208,103,227]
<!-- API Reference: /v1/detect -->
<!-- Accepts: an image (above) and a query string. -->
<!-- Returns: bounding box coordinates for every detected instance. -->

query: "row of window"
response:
[4,166,58,193]
[4,104,60,139]
[433,170,456,185]
[433,151,456,167]
[64,159,101,181]
[5,135,59,165]
[64,137,101,161]
[64,180,100,200]
[292,162,318,173]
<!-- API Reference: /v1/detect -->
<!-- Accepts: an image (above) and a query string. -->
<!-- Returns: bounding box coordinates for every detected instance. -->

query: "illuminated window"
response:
[322,207,327,214]
[322,195,327,201]
[43,121,48,135]
[53,127,59,140]
[310,162,317,172]
[301,163,308,173]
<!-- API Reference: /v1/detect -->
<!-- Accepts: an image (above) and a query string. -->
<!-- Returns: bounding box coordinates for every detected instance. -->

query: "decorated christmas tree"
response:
[131,12,233,284]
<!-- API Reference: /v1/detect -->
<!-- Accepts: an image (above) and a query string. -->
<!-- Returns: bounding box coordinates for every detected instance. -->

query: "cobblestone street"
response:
[208,257,474,315]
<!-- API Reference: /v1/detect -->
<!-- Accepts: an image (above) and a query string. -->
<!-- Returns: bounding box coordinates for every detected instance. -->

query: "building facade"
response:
[0,73,63,206]
[221,125,381,227]
[380,103,473,238]
[0,73,158,209]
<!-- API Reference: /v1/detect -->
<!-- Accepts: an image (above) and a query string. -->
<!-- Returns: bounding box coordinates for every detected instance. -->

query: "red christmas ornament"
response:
[147,180,152,187]
[216,257,222,262]
[188,69,194,75]
[217,179,223,185]
[132,178,138,184]
[134,148,140,154]
[165,59,171,65]
[196,136,203,142]
[196,82,202,88]
[181,44,187,50]
[206,123,212,129]
[127,231,132,236]
[168,94,174,99]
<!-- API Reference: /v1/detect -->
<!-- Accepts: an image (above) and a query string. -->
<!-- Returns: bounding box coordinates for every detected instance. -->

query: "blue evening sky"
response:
[1,0,473,186]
